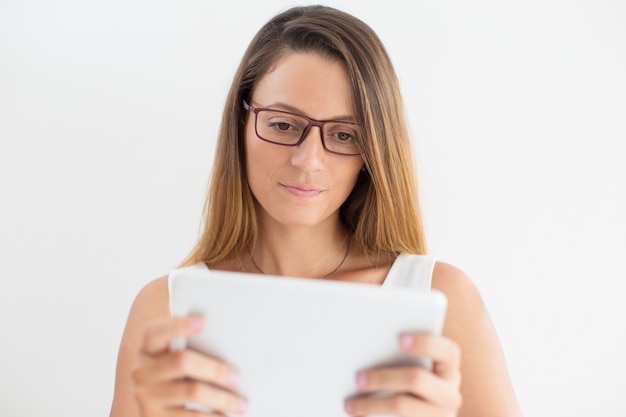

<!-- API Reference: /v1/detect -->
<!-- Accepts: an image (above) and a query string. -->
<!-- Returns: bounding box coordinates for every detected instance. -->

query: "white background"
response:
[1,0,625,416]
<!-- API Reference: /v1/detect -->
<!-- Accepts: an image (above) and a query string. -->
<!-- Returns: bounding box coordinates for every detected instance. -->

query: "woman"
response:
[110,5,522,417]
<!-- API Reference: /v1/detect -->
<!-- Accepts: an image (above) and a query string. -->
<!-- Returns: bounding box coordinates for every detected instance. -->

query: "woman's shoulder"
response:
[129,275,170,322]
[431,261,496,372]
[432,261,477,294]
[129,260,209,316]
[431,260,484,318]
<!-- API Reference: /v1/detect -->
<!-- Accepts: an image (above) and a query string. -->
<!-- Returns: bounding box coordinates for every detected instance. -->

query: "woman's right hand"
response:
[131,316,249,416]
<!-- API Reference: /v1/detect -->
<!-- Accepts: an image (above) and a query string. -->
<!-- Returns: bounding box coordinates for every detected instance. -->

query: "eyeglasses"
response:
[243,100,362,156]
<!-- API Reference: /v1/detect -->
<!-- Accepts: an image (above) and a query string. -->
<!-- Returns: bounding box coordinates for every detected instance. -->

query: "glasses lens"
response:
[323,123,361,155]
[256,110,308,145]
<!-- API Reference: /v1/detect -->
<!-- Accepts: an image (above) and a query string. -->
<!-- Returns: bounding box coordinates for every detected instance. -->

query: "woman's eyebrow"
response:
[263,101,357,122]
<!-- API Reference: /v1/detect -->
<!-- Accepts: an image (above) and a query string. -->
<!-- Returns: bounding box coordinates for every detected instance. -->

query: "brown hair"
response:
[181,5,426,267]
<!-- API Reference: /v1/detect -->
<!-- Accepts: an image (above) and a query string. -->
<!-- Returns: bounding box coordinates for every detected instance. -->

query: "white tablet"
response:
[169,265,447,417]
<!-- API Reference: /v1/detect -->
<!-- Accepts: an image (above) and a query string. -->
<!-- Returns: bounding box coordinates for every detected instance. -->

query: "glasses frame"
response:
[243,100,362,156]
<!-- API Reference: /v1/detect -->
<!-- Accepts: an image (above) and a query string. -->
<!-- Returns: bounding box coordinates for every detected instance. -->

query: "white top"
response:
[381,253,436,290]
[193,253,436,290]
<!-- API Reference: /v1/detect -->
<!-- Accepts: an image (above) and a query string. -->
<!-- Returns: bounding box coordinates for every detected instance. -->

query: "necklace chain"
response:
[250,239,350,279]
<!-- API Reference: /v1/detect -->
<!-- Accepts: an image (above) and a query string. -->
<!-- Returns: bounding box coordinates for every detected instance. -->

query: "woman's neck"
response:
[250,216,350,278]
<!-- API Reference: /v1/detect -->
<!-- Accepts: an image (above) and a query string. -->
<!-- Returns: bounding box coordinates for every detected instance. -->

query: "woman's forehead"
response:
[252,52,355,120]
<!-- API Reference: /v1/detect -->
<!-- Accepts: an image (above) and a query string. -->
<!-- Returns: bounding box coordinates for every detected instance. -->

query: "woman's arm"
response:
[110,277,170,417]
[432,261,523,417]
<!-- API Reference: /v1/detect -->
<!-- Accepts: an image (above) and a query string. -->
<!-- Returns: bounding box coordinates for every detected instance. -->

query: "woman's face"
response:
[245,52,364,229]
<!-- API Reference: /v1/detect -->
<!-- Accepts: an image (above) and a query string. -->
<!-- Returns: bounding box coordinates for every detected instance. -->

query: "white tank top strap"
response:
[189,262,208,271]
[381,253,436,290]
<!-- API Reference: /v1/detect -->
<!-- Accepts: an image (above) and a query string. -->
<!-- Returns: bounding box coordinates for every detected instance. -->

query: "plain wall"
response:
[1,0,625,415]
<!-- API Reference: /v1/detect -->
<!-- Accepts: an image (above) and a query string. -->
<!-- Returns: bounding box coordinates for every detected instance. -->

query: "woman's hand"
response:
[344,333,462,417]
[131,316,249,416]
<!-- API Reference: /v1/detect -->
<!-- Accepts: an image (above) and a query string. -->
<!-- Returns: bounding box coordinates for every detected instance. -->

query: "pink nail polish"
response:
[229,372,240,387]
[190,316,204,332]
[356,372,368,389]
[344,400,354,413]
[400,334,414,350]
[239,399,249,413]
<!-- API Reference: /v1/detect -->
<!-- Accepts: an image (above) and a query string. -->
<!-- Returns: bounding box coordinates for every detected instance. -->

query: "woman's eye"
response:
[338,132,353,141]
[332,131,355,142]
[267,118,303,132]
[272,122,293,131]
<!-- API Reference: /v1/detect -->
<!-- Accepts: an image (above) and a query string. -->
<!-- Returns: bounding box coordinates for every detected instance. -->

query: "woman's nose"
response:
[290,126,326,170]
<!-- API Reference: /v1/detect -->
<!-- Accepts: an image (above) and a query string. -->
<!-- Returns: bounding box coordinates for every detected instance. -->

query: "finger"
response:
[345,393,446,417]
[142,316,205,356]
[136,380,248,415]
[355,366,461,407]
[133,349,240,389]
[399,333,461,379]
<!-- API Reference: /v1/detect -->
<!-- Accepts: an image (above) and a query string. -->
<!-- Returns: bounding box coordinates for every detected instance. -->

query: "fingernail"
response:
[400,334,414,350]
[229,372,240,387]
[238,399,249,413]
[344,399,354,413]
[190,316,204,333]
[356,372,368,389]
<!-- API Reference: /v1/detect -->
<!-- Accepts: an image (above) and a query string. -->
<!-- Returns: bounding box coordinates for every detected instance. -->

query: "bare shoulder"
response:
[129,275,170,321]
[431,261,523,417]
[116,275,170,366]
[431,261,477,297]
[116,275,170,369]
[431,262,484,327]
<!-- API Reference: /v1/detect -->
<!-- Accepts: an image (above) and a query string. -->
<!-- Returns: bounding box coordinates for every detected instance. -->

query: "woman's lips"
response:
[280,183,323,198]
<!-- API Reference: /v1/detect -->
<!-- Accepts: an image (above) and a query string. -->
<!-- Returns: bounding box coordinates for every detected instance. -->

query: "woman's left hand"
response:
[344,333,462,417]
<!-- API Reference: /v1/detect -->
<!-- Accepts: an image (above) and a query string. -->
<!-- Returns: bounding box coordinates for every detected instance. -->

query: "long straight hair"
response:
[181,5,426,267]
